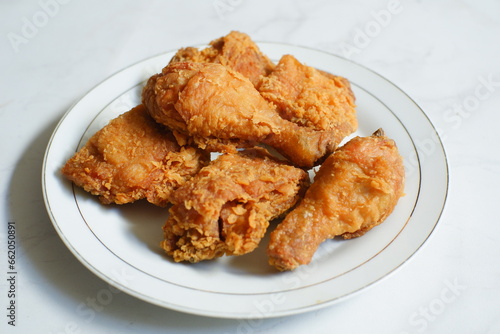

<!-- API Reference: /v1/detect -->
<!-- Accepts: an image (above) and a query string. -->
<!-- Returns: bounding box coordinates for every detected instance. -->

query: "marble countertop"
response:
[1,0,499,333]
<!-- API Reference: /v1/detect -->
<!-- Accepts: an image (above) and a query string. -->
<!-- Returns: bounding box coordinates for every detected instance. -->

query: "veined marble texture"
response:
[1,0,499,333]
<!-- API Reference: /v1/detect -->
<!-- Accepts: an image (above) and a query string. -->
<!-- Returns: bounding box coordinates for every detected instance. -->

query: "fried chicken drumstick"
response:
[161,148,309,263]
[267,129,405,271]
[61,105,209,206]
[143,61,351,167]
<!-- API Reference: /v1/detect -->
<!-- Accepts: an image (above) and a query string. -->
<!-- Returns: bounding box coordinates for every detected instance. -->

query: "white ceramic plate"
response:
[42,43,448,319]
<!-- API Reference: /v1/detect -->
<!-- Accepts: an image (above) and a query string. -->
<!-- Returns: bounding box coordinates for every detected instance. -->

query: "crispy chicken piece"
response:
[169,31,275,87]
[258,54,357,135]
[267,129,405,271]
[142,61,344,167]
[161,148,310,263]
[61,105,209,206]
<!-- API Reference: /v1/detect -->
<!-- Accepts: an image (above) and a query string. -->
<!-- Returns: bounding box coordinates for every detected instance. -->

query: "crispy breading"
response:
[161,148,309,263]
[267,129,405,271]
[61,105,209,206]
[259,54,357,134]
[59,32,411,273]
[142,61,345,167]
[169,31,275,87]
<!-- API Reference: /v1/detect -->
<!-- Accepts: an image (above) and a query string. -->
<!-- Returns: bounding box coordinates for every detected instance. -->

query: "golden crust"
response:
[259,54,357,133]
[161,148,309,263]
[142,60,348,167]
[61,32,408,272]
[169,31,275,87]
[61,105,209,206]
[268,130,405,271]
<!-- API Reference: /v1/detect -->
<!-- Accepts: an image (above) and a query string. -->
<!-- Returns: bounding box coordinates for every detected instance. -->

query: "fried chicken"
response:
[169,31,275,87]
[142,61,345,167]
[258,54,357,134]
[61,104,210,206]
[59,31,409,274]
[161,148,309,263]
[267,129,405,271]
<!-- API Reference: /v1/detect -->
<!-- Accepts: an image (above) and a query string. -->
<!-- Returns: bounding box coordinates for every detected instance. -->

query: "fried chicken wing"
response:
[169,31,275,87]
[161,148,309,263]
[258,54,357,134]
[61,105,209,206]
[267,129,405,271]
[142,61,345,167]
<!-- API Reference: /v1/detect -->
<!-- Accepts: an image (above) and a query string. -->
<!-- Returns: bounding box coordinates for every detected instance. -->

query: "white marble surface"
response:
[1,0,499,333]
